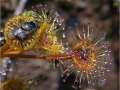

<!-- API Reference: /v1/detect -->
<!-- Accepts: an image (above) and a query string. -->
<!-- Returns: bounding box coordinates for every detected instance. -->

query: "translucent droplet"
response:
[63,33,65,38]
[9,68,12,72]
[1,72,6,76]
[106,68,110,71]
[105,61,108,64]
[78,85,82,88]
[67,73,69,76]
[8,60,11,63]
[61,74,64,77]
[63,79,66,82]
[57,64,59,67]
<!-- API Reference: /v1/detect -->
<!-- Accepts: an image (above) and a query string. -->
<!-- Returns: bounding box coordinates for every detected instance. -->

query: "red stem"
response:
[1,53,72,60]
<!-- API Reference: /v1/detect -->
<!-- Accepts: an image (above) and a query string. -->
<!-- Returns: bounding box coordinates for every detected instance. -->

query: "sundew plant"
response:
[0,4,112,90]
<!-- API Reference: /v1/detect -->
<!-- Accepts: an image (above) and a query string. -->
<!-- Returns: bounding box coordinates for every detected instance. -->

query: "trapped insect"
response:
[8,21,39,40]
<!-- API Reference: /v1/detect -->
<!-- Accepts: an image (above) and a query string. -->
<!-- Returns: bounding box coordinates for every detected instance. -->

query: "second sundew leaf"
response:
[29,4,66,71]
[32,4,65,54]
[35,21,63,53]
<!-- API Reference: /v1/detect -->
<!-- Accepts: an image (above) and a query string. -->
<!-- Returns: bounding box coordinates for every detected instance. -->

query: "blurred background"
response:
[0,0,119,90]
